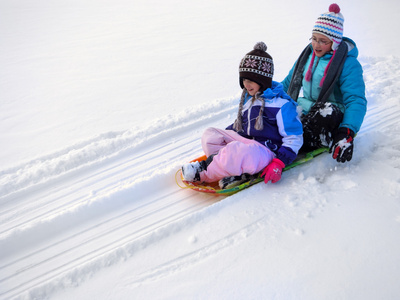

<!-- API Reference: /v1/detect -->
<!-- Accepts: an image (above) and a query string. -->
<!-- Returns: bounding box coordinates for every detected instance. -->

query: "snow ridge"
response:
[0,96,237,198]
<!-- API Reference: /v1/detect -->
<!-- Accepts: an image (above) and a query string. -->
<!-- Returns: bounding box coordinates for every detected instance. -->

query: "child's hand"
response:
[261,158,285,183]
[329,127,354,163]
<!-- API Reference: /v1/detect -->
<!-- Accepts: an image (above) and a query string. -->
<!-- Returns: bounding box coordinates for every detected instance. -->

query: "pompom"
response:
[254,41,267,52]
[329,3,340,14]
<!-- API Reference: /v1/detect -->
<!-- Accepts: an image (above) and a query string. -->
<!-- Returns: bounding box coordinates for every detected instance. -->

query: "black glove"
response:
[329,127,355,163]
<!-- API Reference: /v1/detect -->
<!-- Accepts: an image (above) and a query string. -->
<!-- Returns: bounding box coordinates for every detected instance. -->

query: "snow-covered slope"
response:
[1,1,400,299]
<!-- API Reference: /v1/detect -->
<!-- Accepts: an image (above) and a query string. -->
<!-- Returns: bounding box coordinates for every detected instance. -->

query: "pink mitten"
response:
[261,158,285,183]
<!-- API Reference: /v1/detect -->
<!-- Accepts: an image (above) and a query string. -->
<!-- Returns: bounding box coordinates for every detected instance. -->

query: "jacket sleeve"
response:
[338,57,367,133]
[275,100,304,165]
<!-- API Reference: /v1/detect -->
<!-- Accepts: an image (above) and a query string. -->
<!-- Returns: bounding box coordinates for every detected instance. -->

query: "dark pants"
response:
[301,102,344,151]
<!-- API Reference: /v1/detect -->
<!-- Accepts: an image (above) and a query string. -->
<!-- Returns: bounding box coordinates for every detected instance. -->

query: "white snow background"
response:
[1,0,400,299]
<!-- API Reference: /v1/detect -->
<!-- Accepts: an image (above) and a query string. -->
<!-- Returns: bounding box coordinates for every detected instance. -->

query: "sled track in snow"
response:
[0,102,235,299]
[0,189,215,299]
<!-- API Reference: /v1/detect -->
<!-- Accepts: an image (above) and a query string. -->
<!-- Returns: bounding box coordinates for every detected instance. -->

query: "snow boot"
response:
[181,161,207,182]
[219,173,253,189]
[182,154,215,182]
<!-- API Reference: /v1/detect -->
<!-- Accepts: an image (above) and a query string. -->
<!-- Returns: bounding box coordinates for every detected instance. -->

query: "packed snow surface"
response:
[1,0,400,299]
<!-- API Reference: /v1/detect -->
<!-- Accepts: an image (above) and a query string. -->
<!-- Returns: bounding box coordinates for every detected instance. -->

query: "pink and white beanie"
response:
[312,3,344,50]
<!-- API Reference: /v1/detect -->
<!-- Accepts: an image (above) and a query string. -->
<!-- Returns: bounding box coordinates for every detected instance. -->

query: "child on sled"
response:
[182,42,303,189]
[281,3,367,163]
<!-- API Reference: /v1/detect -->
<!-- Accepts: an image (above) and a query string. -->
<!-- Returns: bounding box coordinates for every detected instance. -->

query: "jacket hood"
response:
[343,37,358,58]
[261,81,294,102]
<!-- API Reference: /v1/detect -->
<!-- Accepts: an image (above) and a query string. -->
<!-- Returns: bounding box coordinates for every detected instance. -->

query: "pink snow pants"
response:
[199,128,275,182]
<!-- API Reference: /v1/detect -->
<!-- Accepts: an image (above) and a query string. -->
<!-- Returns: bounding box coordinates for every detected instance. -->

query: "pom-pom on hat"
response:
[239,41,274,91]
[312,3,344,50]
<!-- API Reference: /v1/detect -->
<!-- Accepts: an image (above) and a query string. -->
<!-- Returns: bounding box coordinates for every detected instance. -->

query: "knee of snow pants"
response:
[199,139,274,183]
[201,127,258,157]
[301,102,344,148]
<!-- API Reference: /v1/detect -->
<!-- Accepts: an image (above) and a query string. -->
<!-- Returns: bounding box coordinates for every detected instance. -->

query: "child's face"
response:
[311,33,333,57]
[243,79,261,96]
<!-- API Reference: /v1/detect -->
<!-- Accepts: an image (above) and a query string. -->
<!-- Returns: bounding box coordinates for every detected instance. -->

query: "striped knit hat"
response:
[313,3,344,51]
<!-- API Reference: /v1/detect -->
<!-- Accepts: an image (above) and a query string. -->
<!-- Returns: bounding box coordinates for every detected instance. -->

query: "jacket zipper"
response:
[246,98,254,136]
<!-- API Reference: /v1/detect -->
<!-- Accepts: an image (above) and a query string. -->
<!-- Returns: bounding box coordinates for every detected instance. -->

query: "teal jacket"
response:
[281,37,367,133]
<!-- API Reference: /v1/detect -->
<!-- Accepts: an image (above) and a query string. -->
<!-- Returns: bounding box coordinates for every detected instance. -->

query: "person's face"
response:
[243,79,261,96]
[311,33,333,57]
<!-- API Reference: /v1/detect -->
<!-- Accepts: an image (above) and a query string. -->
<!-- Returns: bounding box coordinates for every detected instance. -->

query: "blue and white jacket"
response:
[281,37,367,134]
[226,81,303,166]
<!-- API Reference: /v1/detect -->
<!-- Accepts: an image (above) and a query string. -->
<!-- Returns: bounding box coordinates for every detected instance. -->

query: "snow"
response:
[1,0,400,299]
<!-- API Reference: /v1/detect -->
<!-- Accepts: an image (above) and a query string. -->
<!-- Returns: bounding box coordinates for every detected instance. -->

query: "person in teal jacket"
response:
[281,3,367,163]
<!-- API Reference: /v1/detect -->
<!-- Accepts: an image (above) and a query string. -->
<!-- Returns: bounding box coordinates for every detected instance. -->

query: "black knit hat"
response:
[239,42,274,91]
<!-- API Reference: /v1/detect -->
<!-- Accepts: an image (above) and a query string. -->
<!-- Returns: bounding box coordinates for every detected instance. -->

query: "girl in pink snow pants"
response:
[181,42,303,188]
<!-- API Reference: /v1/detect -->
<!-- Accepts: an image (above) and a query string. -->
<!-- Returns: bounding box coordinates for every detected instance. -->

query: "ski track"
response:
[125,216,267,288]
[0,98,236,299]
[0,56,399,299]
